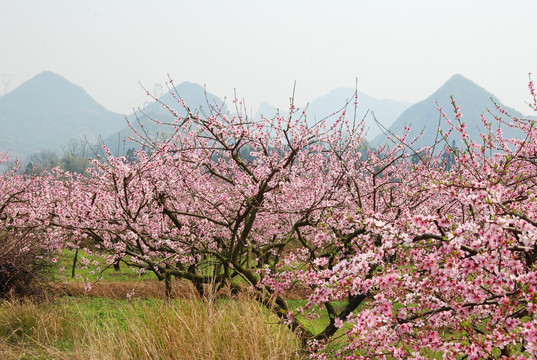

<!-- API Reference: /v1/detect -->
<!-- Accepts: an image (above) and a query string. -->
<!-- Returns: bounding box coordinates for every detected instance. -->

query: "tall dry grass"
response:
[0,294,303,360]
[0,299,75,359]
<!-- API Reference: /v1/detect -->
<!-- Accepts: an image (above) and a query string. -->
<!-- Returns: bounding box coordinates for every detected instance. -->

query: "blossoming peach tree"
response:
[40,79,537,359]
[0,155,61,297]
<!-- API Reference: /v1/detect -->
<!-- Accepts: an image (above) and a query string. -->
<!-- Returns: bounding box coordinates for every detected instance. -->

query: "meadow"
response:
[1,257,294,359]
[0,251,348,360]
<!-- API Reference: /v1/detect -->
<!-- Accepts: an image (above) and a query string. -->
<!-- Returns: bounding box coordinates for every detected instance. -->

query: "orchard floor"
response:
[0,280,306,360]
[0,253,341,359]
[46,277,310,301]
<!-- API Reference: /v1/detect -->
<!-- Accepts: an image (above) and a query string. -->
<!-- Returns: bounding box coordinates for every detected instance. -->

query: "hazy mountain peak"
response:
[0,71,124,158]
[176,81,204,90]
[32,70,70,81]
[2,70,110,113]
[432,73,490,100]
[446,73,469,83]
[12,70,83,93]
[296,88,410,140]
[104,81,228,153]
[254,101,279,118]
[372,74,524,148]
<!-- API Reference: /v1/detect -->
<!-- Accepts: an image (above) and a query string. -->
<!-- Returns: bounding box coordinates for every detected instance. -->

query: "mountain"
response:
[253,90,410,141]
[112,85,408,153]
[254,101,280,119]
[104,82,228,154]
[371,74,527,149]
[302,88,410,140]
[0,71,125,158]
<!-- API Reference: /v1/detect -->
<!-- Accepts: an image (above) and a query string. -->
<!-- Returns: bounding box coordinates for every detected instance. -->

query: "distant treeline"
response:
[21,139,137,175]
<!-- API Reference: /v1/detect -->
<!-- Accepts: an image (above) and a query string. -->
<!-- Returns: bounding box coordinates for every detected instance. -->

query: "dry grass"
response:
[0,293,304,360]
[79,297,302,359]
[47,277,309,301]
[0,299,75,359]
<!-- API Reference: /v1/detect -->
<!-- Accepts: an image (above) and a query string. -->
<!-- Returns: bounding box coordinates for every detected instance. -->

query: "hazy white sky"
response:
[1,0,536,115]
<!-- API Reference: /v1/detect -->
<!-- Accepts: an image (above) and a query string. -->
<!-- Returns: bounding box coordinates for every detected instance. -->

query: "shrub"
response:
[0,230,54,299]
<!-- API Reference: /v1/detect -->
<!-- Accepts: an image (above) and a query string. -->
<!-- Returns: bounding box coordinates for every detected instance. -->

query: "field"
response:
[0,251,339,360]
[0,296,305,360]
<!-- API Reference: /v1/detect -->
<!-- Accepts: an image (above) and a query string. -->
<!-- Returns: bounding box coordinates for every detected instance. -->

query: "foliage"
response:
[3,76,537,358]
[24,139,92,175]
[0,231,54,299]
[0,156,56,299]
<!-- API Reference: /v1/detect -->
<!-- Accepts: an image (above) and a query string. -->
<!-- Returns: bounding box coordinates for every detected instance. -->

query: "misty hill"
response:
[253,90,410,141]
[254,101,280,119]
[0,71,125,158]
[302,88,410,140]
[104,82,228,154]
[372,74,527,149]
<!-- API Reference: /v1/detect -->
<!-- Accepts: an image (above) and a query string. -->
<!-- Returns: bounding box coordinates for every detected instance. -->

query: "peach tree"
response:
[43,80,537,358]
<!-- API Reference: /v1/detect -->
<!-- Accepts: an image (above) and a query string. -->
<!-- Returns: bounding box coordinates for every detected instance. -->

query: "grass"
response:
[46,249,172,299]
[3,250,533,359]
[57,249,159,283]
[0,295,304,360]
[0,250,352,359]
[7,250,530,359]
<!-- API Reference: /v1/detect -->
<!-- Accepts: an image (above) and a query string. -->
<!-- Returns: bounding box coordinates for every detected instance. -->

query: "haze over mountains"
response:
[254,90,410,141]
[299,88,411,140]
[103,81,229,153]
[0,71,530,160]
[0,71,125,158]
[372,74,530,148]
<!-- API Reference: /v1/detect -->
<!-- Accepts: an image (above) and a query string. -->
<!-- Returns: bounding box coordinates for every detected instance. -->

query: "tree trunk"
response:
[165,265,172,300]
[71,249,78,278]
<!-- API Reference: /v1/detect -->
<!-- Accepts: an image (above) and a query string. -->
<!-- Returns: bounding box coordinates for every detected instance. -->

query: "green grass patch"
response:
[56,249,158,283]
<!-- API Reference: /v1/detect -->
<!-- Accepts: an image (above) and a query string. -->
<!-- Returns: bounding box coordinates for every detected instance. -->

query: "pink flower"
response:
[334,318,343,328]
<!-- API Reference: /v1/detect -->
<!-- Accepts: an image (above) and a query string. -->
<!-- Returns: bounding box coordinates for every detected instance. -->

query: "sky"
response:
[1,0,536,115]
